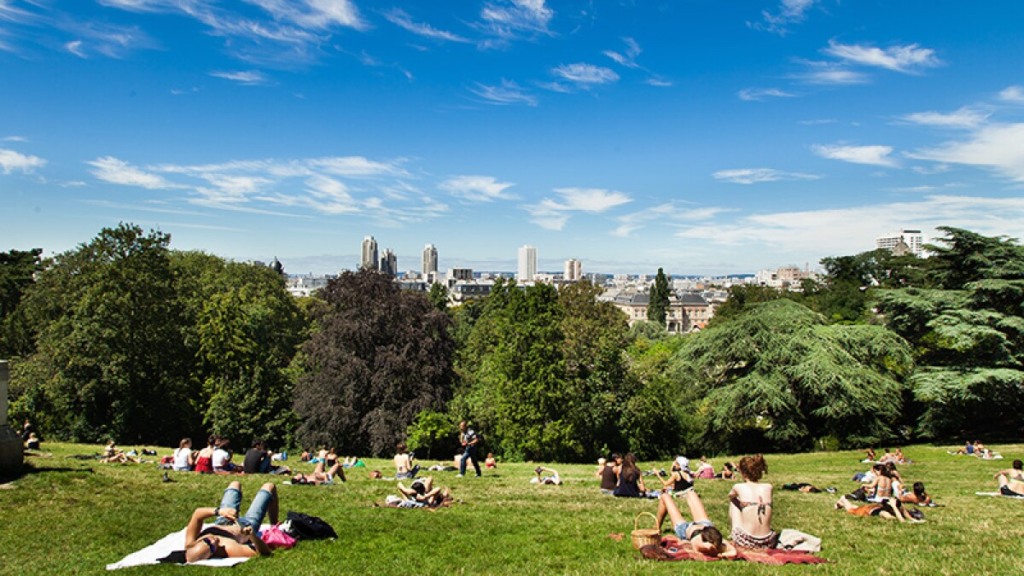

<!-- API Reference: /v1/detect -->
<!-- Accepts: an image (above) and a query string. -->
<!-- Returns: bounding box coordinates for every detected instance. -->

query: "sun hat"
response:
[675,456,690,471]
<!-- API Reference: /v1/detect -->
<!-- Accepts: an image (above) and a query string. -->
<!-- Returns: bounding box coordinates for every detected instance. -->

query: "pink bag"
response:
[261,524,297,550]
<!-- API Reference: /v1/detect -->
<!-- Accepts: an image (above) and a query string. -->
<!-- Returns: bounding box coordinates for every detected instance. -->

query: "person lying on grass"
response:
[655,489,737,558]
[531,466,561,485]
[899,481,934,506]
[728,454,776,549]
[183,480,278,562]
[994,459,1024,496]
[292,459,345,485]
[383,477,453,508]
[834,495,923,522]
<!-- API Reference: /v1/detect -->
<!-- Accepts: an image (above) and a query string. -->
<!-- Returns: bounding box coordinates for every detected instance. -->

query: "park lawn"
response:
[1,443,1023,575]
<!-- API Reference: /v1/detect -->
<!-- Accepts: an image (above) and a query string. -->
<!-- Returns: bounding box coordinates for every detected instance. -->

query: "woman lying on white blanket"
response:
[995,459,1024,497]
[183,480,278,563]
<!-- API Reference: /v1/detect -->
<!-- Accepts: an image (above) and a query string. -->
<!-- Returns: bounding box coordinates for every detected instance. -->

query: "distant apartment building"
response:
[422,244,438,276]
[361,236,378,270]
[448,268,474,283]
[517,245,537,283]
[876,229,924,256]
[286,274,332,297]
[564,258,582,281]
[379,249,397,277]
[755,265,816,290]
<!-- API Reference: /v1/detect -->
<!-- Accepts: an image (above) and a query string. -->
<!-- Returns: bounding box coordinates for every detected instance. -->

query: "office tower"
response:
[564,258,582,281]
[361,236,378,270]
[379,249,397,277]
[517,245,537,282]
[876,229,923,256]
[422,244,438,276]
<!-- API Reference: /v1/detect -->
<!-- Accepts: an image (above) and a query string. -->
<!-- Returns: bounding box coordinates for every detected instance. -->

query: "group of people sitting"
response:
[952,440,1001,459]
[595,453,736,499]
[167,436,291,475]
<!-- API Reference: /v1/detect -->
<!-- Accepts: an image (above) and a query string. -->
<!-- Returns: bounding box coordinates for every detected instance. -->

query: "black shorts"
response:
[1000,485,1024,497]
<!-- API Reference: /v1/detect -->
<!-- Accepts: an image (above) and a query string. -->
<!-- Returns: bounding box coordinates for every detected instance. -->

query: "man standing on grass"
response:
[458,420,481,478]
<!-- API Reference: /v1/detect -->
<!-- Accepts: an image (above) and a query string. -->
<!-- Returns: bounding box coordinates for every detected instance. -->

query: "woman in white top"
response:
[173,437,195,471]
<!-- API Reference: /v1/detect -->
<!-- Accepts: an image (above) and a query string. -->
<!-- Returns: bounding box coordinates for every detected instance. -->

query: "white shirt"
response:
[212,448,232,470]
[172,447,192,470]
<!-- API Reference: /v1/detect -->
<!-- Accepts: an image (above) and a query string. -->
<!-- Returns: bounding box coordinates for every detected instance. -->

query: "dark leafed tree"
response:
[12,224,194,443]
[647,267,671,325]
[293,269,456,456]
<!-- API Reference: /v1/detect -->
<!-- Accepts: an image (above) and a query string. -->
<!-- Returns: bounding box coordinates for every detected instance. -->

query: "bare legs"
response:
[657,490,709,532]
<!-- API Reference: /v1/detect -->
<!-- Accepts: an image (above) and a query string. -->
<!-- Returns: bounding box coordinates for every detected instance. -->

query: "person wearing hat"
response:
[662,456,694,495]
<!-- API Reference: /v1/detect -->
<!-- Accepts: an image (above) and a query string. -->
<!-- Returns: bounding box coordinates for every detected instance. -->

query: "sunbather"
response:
[728,454,776,549]
[183,480,278,562]
[531,466,561,485]
[994,459,1024,496]
[900,481,934,506]
[661,457,694,495]
[834,495,922,522]
[292,459,345,485]
[387,477,452,508]
[655,490,737,558]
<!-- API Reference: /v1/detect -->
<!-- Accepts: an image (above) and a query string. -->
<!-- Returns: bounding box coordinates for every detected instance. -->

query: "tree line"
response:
[2,224,1022,460]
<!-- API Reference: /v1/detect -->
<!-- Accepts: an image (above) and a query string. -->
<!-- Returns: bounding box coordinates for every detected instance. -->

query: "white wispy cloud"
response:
[738,87,795,101]
[0,148,46,174]
[479,0,553,40]
[612,203,728,237]
[88,156,179,189]
[526,187,631,231]
[645,77,672,88]
[209,70,269,85]
[551,63,619,87]
[999,85,1024,104]
[791,61,868,85]
[65,40,86,58]
[824,41,941,73]
[471,79,537,106]
[812,144,898,167]
[901,107,989,129]
[439,175,517,202]
[3,135,28,142]
[713,168,820,184]
[909,122,1024,182]
[385,8,468,42]
[603,37,641,68]
[749,0,816,35]
[248,0,366,31]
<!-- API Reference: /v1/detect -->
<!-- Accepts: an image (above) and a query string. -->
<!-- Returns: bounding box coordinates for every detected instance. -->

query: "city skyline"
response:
[4,1,1024,276]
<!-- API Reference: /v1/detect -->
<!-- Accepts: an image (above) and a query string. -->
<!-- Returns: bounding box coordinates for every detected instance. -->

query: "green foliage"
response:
[293,269,456,456]
[428,282,449,312]
[0,247,43,358]
[677,299,914,452]
[646,267,670,324]
[405,410,456,460]
[12,224,194,443]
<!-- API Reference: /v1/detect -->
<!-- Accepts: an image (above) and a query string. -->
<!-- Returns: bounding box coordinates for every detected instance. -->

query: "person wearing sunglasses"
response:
[183,480,278,562]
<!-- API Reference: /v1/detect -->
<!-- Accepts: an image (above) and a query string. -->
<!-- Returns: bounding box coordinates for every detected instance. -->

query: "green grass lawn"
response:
[2,443,1024,575]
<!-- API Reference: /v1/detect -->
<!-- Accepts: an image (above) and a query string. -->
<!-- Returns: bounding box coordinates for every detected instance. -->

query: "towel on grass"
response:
[975,491,1024,498]
[643,536,827,565]
[105,524,270,570]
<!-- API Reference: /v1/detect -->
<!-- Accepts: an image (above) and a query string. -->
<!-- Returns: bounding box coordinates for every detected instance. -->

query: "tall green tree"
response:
[676,299,914,452]
[876,227,1024,438]
[647,267,671,324]
[0,248,43,358]
[292,269,456,456]
[13,224,193,443]
[173,252,304,446]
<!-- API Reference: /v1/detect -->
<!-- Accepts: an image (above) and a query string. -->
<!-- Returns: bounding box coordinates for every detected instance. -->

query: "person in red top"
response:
[194,435,217,474]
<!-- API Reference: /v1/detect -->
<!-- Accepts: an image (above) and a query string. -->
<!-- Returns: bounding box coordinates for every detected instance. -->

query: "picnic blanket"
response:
[643,536,827,565]
[105,524,270,570]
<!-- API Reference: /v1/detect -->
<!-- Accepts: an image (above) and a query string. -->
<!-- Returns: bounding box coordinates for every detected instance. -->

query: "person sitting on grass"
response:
[183,480,278,562]
[655,489,737,558]
[212,439,238,473]
[531,466,561,485]
[694,456,715,479]
[834,495,923,522]
[728,454,776,549]
[862,464,894,501]
[193,435,217,473]
[102,440,140,464]
[994,459,1024,496]
[485,453,497,469]
[661,457,694,495]
[613,453,655,498]
[173,438,195,471]
[292,458,345,485]
[24,432,41,451]
[394,442,420,479]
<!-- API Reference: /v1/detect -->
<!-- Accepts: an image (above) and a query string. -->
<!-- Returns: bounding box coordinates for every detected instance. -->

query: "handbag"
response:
[261,523,297,549]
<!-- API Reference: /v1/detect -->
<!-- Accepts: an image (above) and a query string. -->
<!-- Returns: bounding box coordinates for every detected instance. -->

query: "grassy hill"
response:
[2,443,1023,575]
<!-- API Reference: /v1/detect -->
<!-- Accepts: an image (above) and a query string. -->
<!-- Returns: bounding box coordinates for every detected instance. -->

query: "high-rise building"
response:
[361,236,378,270]
[379,249,397,277]
[876,229,924,256]
[422,244,438,276]
[517,245,537,283]
[564,258,582,281]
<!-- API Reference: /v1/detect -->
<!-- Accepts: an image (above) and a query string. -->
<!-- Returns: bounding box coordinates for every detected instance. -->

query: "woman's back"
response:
[729,482,773,537]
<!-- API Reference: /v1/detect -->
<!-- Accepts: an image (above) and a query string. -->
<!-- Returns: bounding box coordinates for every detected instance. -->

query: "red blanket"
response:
[644,536,827,565]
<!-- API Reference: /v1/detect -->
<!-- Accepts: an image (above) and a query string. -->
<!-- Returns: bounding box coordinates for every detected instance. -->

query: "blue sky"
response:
[3,1,1024,276]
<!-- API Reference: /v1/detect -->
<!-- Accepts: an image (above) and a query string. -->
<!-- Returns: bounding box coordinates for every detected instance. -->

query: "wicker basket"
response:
[630,512,662,549]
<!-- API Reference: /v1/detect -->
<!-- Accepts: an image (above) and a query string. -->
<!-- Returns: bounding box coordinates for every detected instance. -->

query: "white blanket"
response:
[106,524,270,570]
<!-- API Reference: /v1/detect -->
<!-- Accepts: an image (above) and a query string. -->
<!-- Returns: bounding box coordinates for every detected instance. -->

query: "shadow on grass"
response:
[0,458,95,483]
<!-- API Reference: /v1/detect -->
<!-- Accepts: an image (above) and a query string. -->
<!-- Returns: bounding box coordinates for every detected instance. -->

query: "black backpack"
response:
[284,511,337,540]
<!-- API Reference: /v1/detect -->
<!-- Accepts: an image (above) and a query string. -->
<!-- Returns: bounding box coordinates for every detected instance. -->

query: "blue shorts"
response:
[674,519,714,540]
[215,486,274,529]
